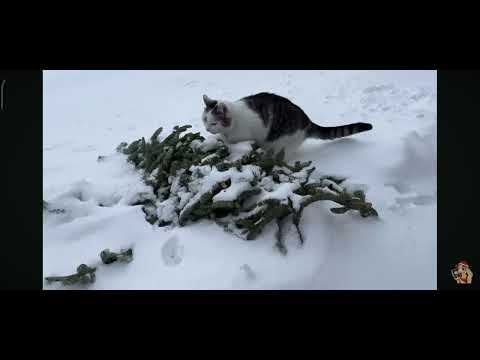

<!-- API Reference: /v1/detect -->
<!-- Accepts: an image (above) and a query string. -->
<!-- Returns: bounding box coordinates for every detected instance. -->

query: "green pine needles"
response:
[45,248,133,286]
[118,125,379,254]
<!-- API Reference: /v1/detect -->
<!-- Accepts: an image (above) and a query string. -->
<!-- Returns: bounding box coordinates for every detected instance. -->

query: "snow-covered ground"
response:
[43,70,437,289]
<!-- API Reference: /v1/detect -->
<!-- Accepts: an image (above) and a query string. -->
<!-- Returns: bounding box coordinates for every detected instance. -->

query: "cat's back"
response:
[241,92,292,114]
[240,92,311,141]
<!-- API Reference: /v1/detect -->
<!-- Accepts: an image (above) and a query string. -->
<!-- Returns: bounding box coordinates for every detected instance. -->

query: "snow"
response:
[197,136,221,152]
[156,197,179,223]
[227,141,255,162]
[200,153,220,164]
[321,179,344,193]
[213,181,252,202]
[43,70,436,289]
[260,182,300,203]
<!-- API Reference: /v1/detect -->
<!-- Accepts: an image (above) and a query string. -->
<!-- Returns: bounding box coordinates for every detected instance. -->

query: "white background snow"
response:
[43,70,437,289]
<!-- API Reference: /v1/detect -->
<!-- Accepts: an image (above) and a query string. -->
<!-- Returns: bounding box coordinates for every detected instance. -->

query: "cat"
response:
[201,92,372,157]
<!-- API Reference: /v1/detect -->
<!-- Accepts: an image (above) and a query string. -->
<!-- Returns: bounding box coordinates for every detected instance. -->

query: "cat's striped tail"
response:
[306,122,372,140]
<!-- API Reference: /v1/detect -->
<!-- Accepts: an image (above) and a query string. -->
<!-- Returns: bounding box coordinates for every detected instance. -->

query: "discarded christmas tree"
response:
[100,248,134,264]
[117,125,378,254]
[45,264,96,286]
[43,200,65,214]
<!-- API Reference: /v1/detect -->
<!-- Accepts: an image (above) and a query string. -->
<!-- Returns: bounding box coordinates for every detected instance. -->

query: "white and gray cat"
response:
[202,92,372,156]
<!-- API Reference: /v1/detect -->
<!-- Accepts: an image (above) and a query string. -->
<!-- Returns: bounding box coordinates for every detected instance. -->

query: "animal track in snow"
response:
[43,141,71,152]
[386,181,436,214]
[385,182,411,194]
[232,264,257,288]
[72,145,97,153]
[409,87,431,102]
[283,73,295,97]
[184,80,199,88]
[161,235,184,266]
[363,84,395,94]
[388,193,436,215]
[358,84,435,117]
[395,194,436,206]
[240,264,256,281]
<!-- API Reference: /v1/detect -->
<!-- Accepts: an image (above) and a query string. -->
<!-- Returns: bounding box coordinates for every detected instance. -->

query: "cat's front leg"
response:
[216,133,229,144]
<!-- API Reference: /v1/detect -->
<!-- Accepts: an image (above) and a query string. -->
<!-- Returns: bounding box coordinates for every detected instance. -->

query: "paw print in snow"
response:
[161,235,184,266]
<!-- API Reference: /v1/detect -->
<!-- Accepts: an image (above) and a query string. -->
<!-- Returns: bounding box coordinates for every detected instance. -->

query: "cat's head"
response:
[202,95,232,134]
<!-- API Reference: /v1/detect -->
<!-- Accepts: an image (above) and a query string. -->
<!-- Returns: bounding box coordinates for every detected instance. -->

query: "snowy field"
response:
[43,70,437,290]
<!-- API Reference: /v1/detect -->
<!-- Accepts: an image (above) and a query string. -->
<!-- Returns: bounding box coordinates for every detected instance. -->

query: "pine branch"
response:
[100,248,133,264]
[45,264,96,286]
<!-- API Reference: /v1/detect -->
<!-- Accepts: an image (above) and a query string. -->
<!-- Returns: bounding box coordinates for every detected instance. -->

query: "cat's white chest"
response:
[224,101,269,144]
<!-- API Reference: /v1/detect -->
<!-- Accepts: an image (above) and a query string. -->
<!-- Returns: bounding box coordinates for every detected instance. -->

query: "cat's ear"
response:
[203,94,218,108]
